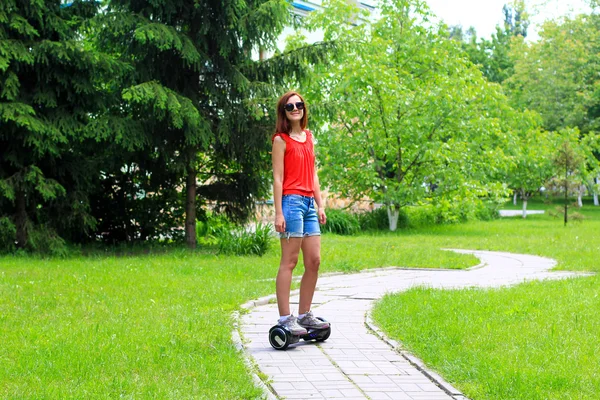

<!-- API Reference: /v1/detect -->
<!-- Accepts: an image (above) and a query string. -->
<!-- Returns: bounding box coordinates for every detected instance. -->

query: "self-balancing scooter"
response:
[268,317,332,350]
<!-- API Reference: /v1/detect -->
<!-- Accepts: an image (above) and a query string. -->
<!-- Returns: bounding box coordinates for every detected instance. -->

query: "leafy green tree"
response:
[447,1,528,84]
[305,0,515,230]
[502,1,529,38]
[506,14,600,133]
[506,116,556,218]
[506,11,600,208]
[551,129,585,225]
[0,0,121,251]
[548,128,599,224]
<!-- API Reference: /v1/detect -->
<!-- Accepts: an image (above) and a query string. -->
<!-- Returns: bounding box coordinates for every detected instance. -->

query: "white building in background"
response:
[288,0,377,18]
[263,0,378,57]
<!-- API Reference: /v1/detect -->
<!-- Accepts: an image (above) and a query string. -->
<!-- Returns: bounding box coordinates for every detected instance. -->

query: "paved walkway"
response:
[238,250,591,400]
[498,210,545,217]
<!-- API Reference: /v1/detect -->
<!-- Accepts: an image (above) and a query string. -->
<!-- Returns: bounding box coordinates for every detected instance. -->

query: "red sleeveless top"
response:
[272,130,315,197]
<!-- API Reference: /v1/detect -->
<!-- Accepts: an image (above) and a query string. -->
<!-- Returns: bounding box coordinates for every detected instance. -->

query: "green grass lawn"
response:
[0,237,474,398]
[372,199,600,400]
[2,198,598,398]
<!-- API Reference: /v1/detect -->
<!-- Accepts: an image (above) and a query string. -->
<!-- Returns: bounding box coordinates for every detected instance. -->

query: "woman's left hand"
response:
[318,208,326,225]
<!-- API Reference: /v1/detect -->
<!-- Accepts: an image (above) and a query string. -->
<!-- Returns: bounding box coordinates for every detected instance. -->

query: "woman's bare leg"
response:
[298,235,321,315]
[276,237,303,316]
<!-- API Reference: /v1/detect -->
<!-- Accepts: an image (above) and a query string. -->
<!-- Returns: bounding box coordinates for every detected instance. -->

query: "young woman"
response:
[271,91,329,335]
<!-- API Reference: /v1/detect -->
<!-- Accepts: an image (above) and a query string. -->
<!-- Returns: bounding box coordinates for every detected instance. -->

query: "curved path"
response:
[238,250,591,400]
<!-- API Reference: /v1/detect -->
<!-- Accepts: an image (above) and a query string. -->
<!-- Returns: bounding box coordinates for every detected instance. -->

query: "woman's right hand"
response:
[275,213,286,233]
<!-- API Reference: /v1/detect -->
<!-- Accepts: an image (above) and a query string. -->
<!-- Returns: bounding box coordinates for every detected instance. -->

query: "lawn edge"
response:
[231,261,485,400]
[364,310,470,400]
[232,289,301,400]
[232,309,279,400]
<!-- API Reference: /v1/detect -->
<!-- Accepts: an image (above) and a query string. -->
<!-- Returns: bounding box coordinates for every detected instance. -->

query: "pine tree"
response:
[0,0,121,251]
[93,0,331,248]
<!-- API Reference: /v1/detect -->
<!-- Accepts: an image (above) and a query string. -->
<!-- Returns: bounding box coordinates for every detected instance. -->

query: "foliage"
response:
[89,153,187,243]
[358,207,400,231]
[448,0,529,83]
[26,224,68,257]
[548,128,600,225]
[196,211,235,245]
[506,115,557,217]
[325,200,500,234]
[475,200,502,221]
[506,14,600,133]
[4,0,598,256]
[548,206,587,222]
[0,0,121,249]
[304,0,514,230]
[91,0,299,248]
[0,217,16,254]
[403,196,503,226]
[321,209,360,235]
[216,222,273,256]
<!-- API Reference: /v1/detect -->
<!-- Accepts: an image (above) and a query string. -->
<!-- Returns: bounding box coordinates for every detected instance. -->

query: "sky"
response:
[425,0,593,41]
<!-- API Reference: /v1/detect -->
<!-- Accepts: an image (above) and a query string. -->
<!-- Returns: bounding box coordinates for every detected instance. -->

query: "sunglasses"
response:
[284,102,305,112]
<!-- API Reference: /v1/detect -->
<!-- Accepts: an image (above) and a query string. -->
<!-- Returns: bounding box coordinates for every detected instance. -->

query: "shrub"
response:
[358,207,388,231]
[548,206,587,223]
[0,217,16,254]
[408,198,500,226]
[217,222,273,256]
[405,204,437,227]
[196,212,234,245]
[322,209,360,235]
[27,224,68,257]
[359,207,408,231]
[475,201,501,221]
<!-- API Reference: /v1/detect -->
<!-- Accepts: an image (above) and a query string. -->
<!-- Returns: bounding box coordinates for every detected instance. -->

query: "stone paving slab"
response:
[238,250,592,400]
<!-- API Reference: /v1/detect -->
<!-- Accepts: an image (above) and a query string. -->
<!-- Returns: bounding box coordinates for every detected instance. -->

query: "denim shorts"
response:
[281,194,321,239]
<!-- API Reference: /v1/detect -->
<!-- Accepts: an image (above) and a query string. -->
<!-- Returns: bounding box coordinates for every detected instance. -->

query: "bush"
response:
[27,224,68,257]
[217,222,273,256]
[407,198,500,226]
[405,204,437,227]
[196,212,234,245]
[358,207,409,231]
[475,201,501,221]
[0,217,16,254]
[322,209,360,235]
[0,218,68,256]
[358,207,388,231]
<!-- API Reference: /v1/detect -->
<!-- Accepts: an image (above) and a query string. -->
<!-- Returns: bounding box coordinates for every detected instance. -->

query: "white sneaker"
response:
[298,311,330,329]
[279,315,308,335]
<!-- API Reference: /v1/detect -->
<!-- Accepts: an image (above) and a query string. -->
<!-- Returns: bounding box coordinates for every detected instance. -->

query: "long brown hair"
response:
[275,91,308,134]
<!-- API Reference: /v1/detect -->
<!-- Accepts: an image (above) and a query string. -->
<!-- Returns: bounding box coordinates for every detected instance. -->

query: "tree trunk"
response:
[594,177,599,206]
[577,185,583,208]
[522,198,528,219]
[387,205,400,231]
[513,192,518,205]
[185,149,197,249]
[564,165,568,227]
[15,189,28,248]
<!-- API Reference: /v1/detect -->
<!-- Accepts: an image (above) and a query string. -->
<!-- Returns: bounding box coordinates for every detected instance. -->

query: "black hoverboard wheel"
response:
[302,317,331,342]
[269,325,291,350]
